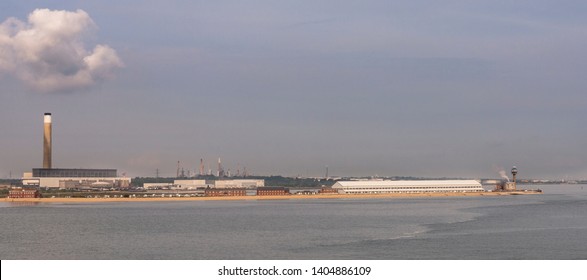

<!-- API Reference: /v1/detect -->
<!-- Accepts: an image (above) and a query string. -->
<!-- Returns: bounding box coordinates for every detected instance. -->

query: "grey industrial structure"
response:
[143,179,264,190]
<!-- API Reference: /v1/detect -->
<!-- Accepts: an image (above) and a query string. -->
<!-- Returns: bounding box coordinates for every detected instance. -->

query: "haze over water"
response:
[1,185,586,259]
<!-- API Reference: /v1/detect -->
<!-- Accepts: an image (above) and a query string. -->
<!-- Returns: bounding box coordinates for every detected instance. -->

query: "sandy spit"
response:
[3,191,540,204]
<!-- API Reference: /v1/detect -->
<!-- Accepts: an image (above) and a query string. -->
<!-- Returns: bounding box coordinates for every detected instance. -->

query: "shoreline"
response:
[2,191,541,203]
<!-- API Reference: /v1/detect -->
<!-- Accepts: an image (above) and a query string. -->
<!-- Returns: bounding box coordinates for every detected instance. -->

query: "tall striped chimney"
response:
[43,113,52,169]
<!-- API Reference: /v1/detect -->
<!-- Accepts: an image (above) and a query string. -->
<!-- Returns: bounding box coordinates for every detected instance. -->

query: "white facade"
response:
[332,180,484,194]
[173,180,208,189]
[214,179,264,189]
[23,175,131,189]
[21,172,38,186]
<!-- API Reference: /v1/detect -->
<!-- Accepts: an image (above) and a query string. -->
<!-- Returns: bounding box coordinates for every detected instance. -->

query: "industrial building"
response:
[318,187,338,194]
[8,187,41,198]
[142,179,260,189]
[21,113,131,189]
[205,188,247,197]
[173,179,209,189]
[22,168,130,189]
[494,166,518,192]
[331,180,484,194]
[214,179,264,189]
[257,187,289,196]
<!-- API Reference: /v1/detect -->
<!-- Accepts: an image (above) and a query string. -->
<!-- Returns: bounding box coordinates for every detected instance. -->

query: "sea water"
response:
[1,185,586,259]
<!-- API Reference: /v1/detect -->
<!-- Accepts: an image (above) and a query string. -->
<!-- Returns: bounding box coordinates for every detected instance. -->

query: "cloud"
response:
[0,9,123,93]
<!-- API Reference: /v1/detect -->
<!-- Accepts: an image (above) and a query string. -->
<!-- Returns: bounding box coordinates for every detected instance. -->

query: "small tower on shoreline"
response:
[504,166,518,191]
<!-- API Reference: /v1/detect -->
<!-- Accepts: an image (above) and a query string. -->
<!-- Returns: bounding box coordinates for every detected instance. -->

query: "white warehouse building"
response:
[331,180,484,194]
[214,179,264,189]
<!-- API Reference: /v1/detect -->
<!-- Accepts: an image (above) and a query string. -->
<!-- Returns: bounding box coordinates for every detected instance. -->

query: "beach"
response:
[3,191,541,203]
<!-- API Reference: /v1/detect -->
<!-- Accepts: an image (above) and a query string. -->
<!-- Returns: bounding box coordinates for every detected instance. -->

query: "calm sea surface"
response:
[1,185,586,259]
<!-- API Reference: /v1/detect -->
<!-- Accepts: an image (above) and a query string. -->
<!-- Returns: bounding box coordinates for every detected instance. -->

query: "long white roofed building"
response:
[331,180,484,194]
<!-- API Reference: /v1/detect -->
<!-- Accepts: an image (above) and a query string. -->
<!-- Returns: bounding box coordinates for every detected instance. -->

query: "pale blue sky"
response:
[1,1,586,179]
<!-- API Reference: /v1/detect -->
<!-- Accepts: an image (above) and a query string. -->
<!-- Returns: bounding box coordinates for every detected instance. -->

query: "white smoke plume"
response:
[498,170,510,182]
[0,9,123,93]
[492,164,510,182]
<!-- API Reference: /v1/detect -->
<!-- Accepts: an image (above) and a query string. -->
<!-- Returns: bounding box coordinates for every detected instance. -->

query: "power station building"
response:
[22,113,130,189]
[23,168,130,189]
[331,180,484,194]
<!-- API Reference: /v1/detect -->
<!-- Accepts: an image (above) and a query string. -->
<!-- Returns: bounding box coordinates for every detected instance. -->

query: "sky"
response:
[1,1,586,179]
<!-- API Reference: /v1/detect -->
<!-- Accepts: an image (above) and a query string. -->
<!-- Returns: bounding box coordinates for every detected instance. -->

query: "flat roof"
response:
[333,180,482,187]
[32,168,118,178]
